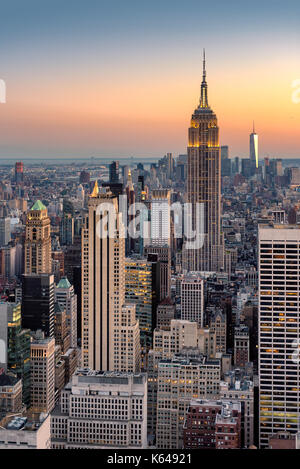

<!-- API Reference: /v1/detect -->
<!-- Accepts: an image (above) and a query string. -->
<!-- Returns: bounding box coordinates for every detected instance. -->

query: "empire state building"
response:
[185,51,224,272]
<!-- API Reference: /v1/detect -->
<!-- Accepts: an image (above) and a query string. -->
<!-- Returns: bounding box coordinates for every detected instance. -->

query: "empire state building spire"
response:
[200,49,209,108]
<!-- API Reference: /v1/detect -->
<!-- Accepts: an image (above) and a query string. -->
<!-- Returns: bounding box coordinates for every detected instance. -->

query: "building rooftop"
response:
[30,200,46,211]
[0,373,19,387]
[0,412,48,432]
[56,277,72,289]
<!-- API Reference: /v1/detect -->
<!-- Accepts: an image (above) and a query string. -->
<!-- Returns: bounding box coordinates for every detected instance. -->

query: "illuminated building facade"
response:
[81,184,140,373]
[258,225,300,447]
[186,51,223,272]
[24,200,51,275]
[125,257,152,367]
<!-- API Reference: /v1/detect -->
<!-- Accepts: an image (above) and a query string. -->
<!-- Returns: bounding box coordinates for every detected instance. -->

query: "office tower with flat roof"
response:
[109,160,119,183]
[250,123,259,169]
[258,224,300,448]
[0,218,11,247]
[15,161,24,184]
[113,304,140,373]
[181,273,204,327]
[55,277,77,348]
[22,274,55,338]
[186,51,223,272]
[0,303,8,371]
[60,213,74,246]
[144,245,171,301]
[30,335,55,414]
[150,189,171,247]
[50,369,147,449]
[125,256,153,366]
[6,302,31,406]
[24,200,51,274]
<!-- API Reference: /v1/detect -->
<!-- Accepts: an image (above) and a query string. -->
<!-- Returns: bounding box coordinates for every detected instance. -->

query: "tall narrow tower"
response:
[186,51,223,272]
[24,200,51,274]
[81,183,140,372]
[250,122,259,169]
[258,224,300,448]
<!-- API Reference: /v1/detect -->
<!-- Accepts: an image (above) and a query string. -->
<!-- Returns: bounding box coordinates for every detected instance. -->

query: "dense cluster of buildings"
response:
[0,55,300,450]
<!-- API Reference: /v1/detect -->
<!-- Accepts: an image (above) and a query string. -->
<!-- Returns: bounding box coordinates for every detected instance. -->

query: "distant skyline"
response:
[0,0,299,159]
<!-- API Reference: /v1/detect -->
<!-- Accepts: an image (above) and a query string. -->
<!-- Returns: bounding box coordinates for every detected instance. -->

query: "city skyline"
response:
[0,0,299,159]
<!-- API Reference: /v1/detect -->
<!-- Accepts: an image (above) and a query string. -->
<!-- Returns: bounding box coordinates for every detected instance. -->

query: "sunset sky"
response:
[0,0,299,159]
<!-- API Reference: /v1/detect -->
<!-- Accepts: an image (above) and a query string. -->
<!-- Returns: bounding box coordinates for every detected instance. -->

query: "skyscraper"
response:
[0,218,11,247]
[186,51,223,272]
[81,183,140,372]
[109,160,119,183]
[258,224,300,448]
[181,273,204,327]
[22,273,55,338]
[24,200,51,274]
[250,123,259,169]
[30,335,55,413]
[15,161,24,184]
[55,278,77,348]
[150,189,171,247]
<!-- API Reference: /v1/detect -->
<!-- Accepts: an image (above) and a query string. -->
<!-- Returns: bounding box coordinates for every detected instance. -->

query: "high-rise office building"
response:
[0,218,11,247]
[5,302,31,406]
[30,335,55,414]
[125,257,153,364]
[55,278,77,348]
[181,273,204,327]
[109,160,119,183]
[150,189,171,246]
[22,274,55,338]
[144,245,171,301]
[258,224,300,448]
[50,369,147,449]
[24,201,51,274]
[81,184,140,372]
[0,303,8,371]
[250,123,259,169]
[113,304,140,373]
[186,51,223,272]
[15,161,24,184]
[60,213,74,246]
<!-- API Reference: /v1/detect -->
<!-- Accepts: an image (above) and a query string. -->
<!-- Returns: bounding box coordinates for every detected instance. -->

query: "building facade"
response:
[259,225,300,447]
[24,201,51,275]
[186,52,223,272]
[50,369,147,449]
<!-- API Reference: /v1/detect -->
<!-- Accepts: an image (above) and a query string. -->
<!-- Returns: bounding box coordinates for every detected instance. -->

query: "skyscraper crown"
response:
[200,49,209,108]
